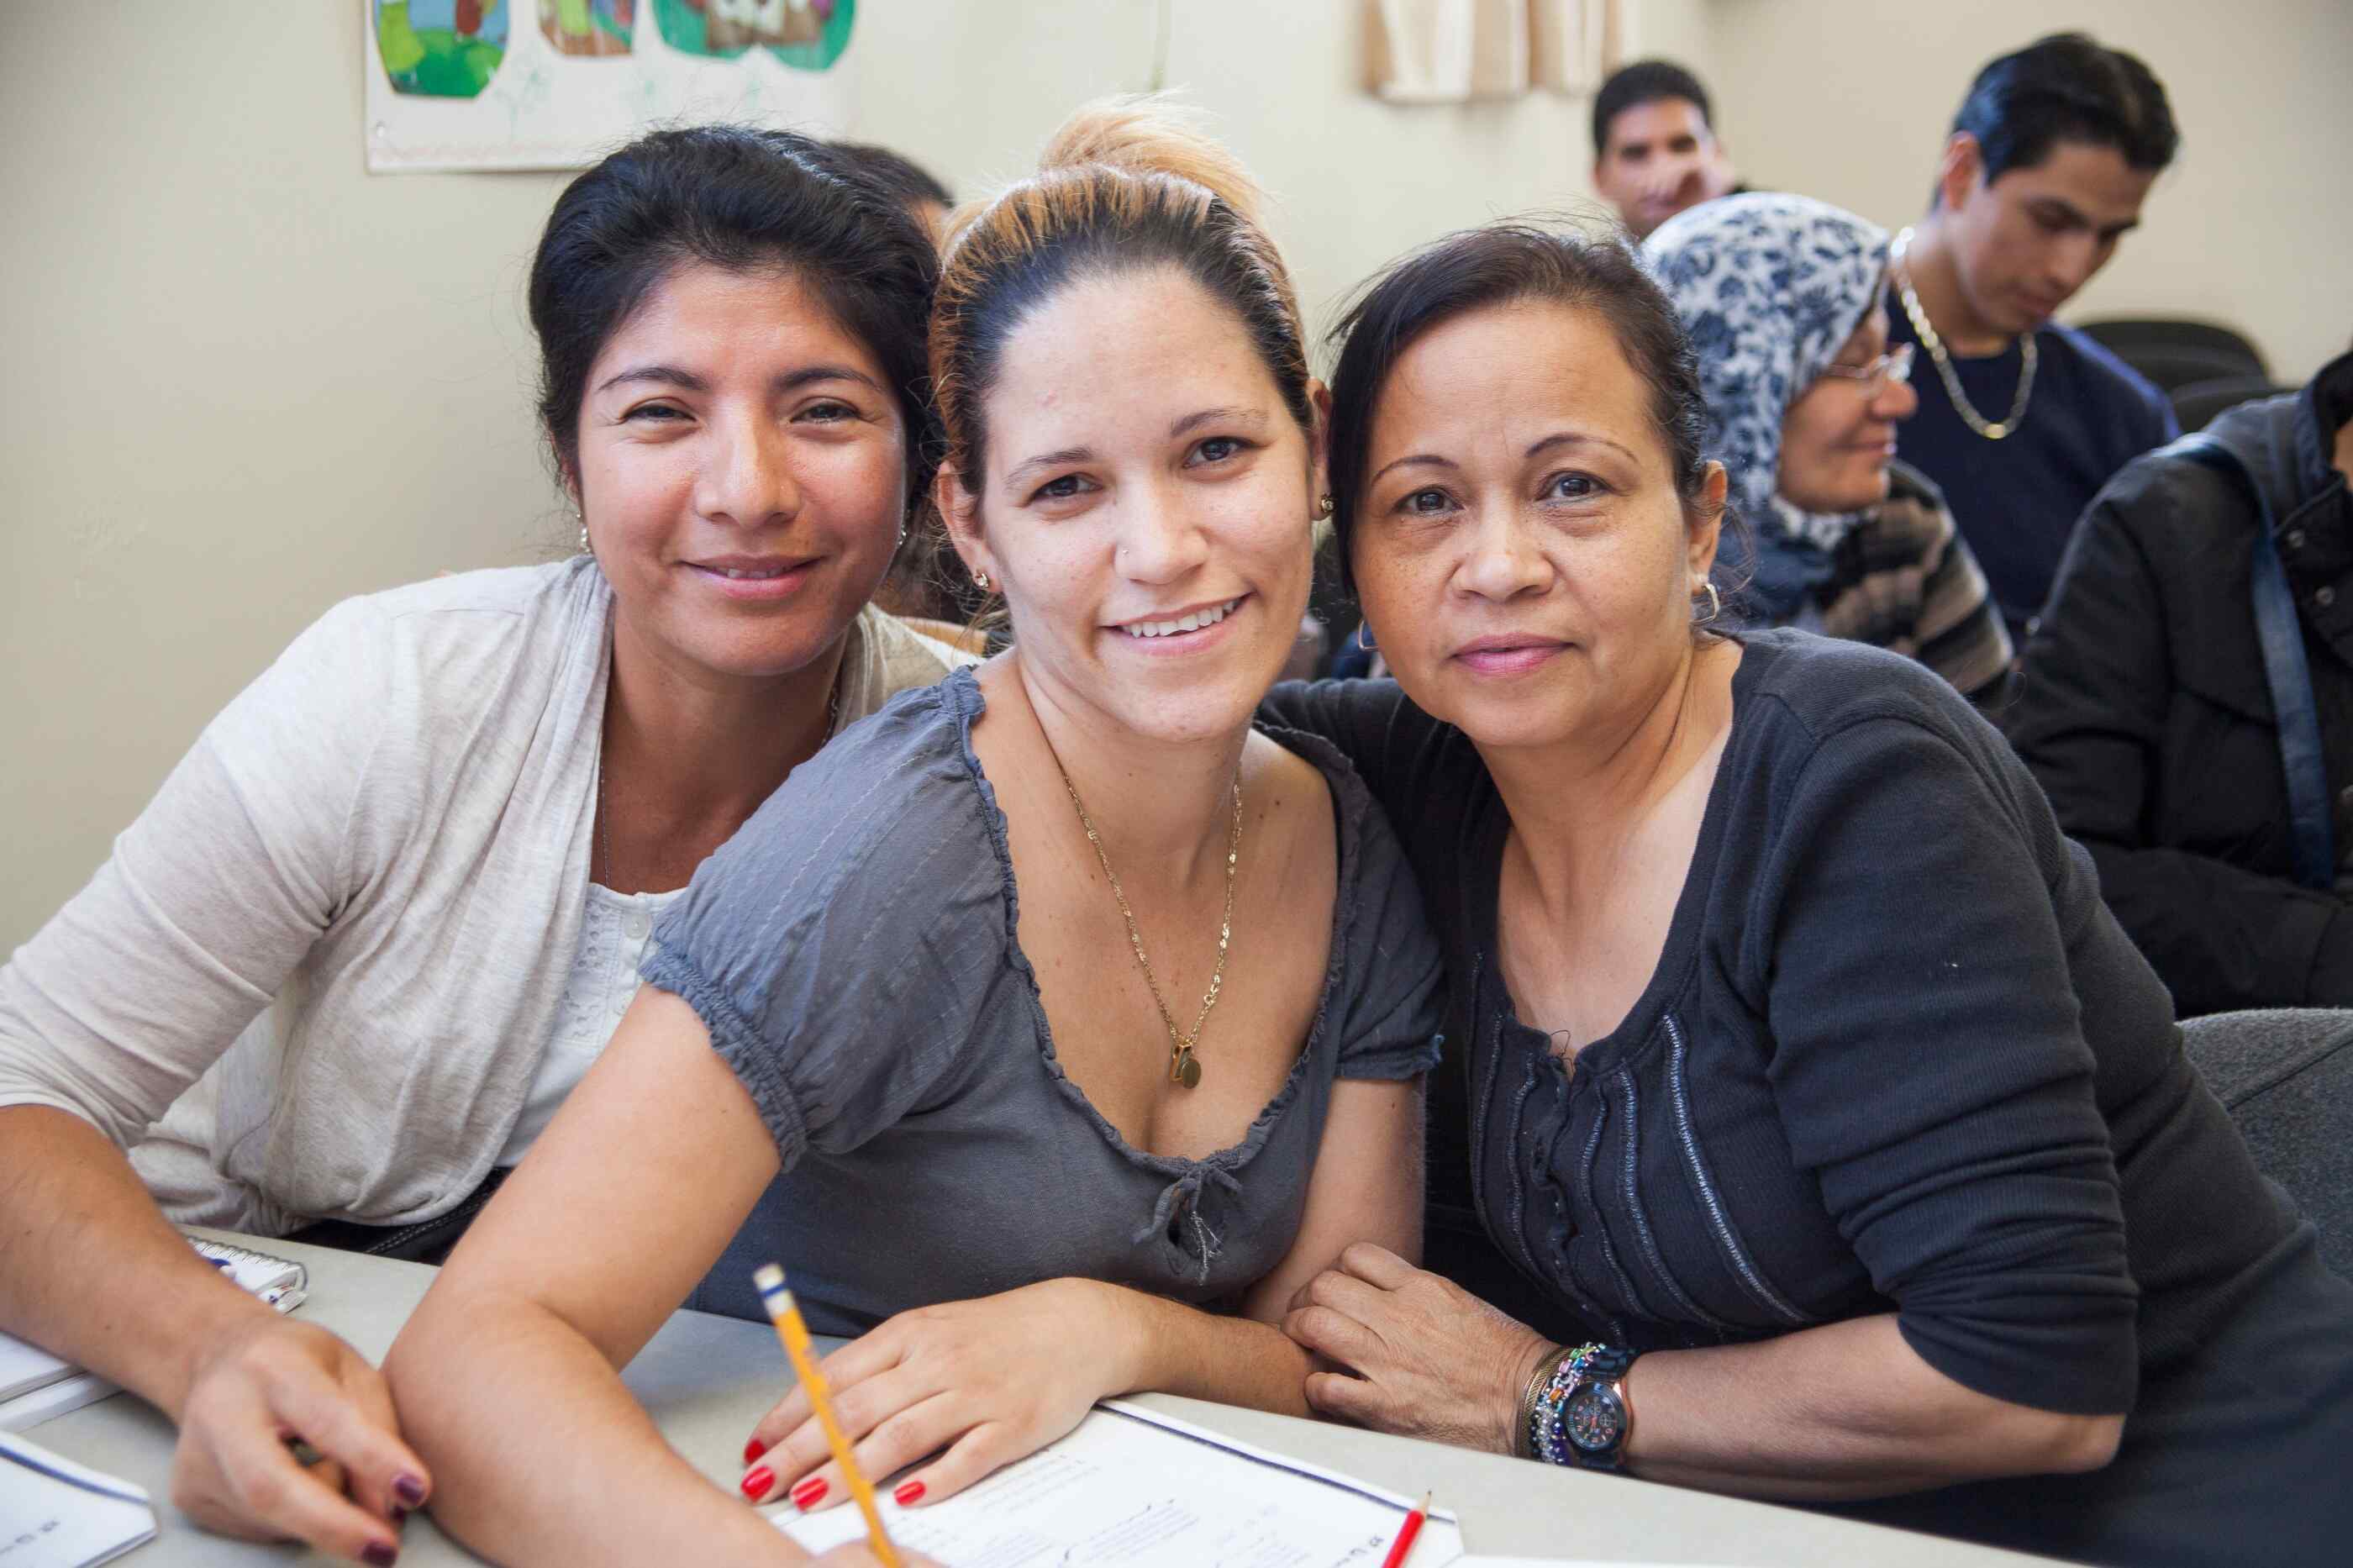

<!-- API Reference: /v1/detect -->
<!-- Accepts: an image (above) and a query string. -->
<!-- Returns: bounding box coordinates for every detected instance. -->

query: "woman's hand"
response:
[1281,1243,1552,1455]
[809,1550,945,1567]
[743,1279,1138,1512]
[172,1313,426,1563]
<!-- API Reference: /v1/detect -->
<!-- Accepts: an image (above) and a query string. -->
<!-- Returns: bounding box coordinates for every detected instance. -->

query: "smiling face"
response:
[941,266,1322,746]
[572,260,907,687]
[1940,136,2156,336]
[1777,297,1918,514]
[1349,300,1721,755]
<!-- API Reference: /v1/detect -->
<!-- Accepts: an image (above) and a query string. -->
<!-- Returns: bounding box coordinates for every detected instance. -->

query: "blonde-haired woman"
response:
[386,100,1442,1567]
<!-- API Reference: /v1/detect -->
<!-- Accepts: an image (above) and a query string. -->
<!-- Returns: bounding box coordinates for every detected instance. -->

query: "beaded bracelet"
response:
[1526,1342,1604,1465]
[1513,1344,1575,1459]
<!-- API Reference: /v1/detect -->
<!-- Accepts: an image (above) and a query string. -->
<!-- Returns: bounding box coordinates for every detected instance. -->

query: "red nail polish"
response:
[743,1436,767,1465]
[740,1465,774,1502]
[791,1476,829,1510]
[893,1479,926,1507]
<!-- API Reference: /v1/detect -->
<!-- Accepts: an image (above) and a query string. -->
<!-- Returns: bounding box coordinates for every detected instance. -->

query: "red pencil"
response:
[1379,1492,1431,1568]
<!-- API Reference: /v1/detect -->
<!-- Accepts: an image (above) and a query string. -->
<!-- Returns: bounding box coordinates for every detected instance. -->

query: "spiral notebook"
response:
[0,1236,306,1431]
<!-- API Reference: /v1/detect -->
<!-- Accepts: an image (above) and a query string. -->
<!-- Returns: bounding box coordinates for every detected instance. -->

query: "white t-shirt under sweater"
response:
[0,557,971,1234]
[496,881,684,1165]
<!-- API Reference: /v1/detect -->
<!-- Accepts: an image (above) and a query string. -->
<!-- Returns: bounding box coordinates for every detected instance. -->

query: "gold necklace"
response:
[1891,226,2037,441]
[1049,748,1243,1091]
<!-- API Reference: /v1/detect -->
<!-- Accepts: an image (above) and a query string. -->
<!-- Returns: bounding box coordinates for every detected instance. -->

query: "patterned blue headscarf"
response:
[1642,193,1890,620]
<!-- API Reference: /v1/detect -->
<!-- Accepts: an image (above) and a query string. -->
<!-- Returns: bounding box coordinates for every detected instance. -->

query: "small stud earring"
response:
[973,571,991,593]
[574,508,588,554]
[1317,493,1335,518]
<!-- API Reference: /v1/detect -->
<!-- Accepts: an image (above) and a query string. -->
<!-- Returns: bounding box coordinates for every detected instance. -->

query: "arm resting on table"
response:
[386,987,807,1568]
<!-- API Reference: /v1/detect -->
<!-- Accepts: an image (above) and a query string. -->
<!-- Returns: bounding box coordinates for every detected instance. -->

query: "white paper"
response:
[0,1334,76,1405]
[1455,1560,1742,1566]
[775,1401,1465,1567]
[0,1431,156,1567]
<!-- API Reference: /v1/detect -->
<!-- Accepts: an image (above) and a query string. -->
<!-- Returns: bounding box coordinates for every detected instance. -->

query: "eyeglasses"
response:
[1816,341,1914,393]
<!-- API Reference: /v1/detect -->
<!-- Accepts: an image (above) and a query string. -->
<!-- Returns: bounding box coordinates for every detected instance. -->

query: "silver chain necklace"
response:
[1891,226,2036,441]
[594,668,842,890]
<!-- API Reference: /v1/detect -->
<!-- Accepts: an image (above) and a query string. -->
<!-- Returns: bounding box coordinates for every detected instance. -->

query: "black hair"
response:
[529,124,941,521]
[1325,222,1737,599]
[1950,32,2178,188]
[1591,60,1714,160]
[832,140,955,211]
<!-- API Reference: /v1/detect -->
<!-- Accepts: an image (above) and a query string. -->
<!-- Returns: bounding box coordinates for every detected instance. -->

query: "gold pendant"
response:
[1171,1045,1202,1089]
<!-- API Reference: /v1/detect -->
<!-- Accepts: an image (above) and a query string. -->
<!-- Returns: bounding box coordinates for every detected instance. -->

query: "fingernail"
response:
[791,1476,828,1510]
[743,1436,767,1465]
[393,1473,427,1507]
[893,1479,926,1507]
[362,1544,399,1567]
[740,1465,774,1502]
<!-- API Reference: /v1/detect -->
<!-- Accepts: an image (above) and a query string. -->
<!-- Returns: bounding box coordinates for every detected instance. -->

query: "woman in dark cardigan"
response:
[1263,224,2353,1567]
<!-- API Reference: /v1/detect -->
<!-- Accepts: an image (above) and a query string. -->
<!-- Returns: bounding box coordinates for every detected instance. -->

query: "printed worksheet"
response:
[774,1401,1465,1567]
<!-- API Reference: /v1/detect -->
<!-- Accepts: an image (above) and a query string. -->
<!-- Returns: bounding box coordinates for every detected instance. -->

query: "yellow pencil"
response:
[752,1264,903,1568]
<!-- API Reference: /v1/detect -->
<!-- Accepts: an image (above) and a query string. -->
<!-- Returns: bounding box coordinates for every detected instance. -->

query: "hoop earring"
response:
[1353,620,1377,652]
[1694,581,1722,624]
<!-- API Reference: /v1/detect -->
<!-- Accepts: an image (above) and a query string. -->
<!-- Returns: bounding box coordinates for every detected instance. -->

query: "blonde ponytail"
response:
[1034,94,1269,232]
[931,96,1308,498]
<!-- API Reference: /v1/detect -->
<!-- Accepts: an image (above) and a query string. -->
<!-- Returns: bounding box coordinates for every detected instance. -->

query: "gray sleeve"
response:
[643,695,1004,1168]
[1329,780,1446,1082]
[0,599,386,1144]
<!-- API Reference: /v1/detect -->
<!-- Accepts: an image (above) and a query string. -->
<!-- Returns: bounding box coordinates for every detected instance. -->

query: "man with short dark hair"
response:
[1887,33,2181,642]
[1590,59,1737,240]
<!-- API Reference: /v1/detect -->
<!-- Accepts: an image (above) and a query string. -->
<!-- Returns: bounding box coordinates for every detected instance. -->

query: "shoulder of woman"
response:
[1735,631,2013,776]
[209,560,591,762]
[858,604,983,686]
[715,675,995,896]
[277,560,597,698]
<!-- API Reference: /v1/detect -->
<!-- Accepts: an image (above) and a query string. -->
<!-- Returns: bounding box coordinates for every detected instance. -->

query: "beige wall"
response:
[7,1,2340,951]
[1705,0,2353,383]
[0,0,1709,949]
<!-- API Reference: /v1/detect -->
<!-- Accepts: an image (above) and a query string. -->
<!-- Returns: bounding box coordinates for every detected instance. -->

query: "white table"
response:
[24,1232,2062,1566]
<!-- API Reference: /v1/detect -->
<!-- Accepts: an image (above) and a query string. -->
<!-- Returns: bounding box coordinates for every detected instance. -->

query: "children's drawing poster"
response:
[366,2,858,173]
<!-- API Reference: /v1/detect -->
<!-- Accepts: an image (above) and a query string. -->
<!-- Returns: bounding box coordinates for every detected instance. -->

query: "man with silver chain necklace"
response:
[1887,33,2180,645]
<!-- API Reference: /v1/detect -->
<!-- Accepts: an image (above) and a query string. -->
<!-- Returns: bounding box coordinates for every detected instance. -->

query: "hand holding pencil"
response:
[754,1265,915,1567]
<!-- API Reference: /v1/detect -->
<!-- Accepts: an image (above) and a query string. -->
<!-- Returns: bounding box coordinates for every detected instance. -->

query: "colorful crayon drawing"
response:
[650,0,854,70]
[376,0,511,97]
[539,0,635,57]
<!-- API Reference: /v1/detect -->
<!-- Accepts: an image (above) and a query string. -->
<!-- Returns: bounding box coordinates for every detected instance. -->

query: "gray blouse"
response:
[645,667,1445,1334]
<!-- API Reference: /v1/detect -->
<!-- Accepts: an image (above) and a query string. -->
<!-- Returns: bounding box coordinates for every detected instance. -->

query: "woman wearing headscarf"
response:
[1645,192,2012,712]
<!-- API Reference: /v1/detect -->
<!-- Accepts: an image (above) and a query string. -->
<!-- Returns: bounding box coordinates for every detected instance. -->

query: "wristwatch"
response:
[1559,1345,1637,1470]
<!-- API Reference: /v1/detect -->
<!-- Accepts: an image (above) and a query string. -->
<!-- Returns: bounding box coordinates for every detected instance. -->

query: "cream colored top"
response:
[0,558,969,1234]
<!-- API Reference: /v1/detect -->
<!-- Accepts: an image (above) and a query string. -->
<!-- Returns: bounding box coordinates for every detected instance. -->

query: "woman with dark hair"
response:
[1644,192,2011,711]
[1264,222,2353,1566]
[385,100,1440,1567]
[0,125,966,1564]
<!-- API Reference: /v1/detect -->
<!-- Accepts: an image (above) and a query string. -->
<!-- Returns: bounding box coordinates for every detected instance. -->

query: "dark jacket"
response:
[2011,350,2353,1017]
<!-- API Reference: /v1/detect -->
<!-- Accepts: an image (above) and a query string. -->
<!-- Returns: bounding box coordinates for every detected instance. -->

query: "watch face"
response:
[1564,1384,1625,1453]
